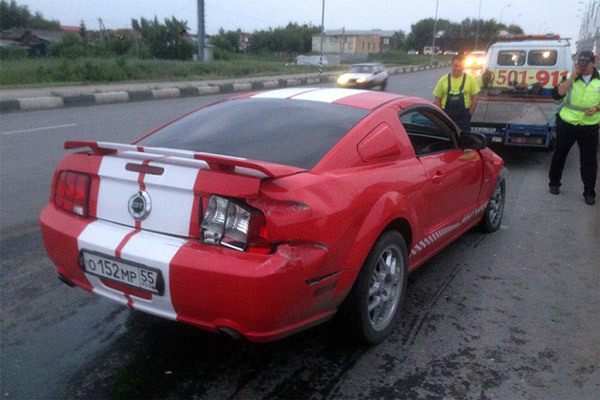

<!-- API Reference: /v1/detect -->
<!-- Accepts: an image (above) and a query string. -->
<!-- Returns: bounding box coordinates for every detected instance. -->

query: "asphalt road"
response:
[1,68,599,399]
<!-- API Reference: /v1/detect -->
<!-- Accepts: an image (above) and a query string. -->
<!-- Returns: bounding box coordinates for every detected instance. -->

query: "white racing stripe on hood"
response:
[117,230,185,320]
[77,221,137,303]
[291,88,368,103]
[252,87,319,98]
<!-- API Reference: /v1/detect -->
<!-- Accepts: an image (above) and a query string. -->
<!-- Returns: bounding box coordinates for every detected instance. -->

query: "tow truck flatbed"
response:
[471,95,559,147]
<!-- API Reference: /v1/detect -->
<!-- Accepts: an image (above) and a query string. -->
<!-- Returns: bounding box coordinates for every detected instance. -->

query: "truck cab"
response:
[471,34,572,148]
[481,35,572,95]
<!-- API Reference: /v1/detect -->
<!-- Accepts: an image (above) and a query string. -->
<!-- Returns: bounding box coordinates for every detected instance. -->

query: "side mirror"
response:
[459,131,487,149]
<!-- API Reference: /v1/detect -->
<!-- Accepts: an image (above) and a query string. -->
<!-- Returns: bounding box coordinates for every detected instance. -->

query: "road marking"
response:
[1,123,77,135]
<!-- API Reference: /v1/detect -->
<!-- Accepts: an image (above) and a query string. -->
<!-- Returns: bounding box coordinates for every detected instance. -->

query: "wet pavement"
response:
[1,69,599,399]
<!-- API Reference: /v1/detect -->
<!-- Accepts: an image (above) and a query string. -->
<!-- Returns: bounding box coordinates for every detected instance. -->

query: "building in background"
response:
[312,29,398,62]
[577,1,600,55]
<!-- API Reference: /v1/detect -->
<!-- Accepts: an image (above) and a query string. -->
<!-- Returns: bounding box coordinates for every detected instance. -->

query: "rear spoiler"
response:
[64,140,306,179]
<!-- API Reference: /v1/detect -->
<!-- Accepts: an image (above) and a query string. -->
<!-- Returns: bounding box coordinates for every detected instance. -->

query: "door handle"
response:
[431,172,445,183]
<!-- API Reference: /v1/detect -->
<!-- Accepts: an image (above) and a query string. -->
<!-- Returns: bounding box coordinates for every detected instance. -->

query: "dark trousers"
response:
[549,116,599,197]
[446,110,472,132]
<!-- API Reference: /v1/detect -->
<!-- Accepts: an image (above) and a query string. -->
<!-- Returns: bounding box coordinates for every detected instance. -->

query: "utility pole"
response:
[431,0,439,65]
[319,0,325,78]
[98,18,106,40]
[197,0,205,62]
[475,0,482,50]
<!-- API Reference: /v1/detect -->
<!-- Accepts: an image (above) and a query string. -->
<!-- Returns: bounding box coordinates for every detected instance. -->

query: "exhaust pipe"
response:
[217,326,242,340]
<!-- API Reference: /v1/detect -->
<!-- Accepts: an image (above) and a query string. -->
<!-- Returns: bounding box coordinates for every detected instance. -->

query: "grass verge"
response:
[0,54,450,87]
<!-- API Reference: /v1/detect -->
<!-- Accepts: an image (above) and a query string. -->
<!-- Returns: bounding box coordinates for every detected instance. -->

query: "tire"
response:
[381,79,388,91]
[341,230,408,344]
[478,178,505,233]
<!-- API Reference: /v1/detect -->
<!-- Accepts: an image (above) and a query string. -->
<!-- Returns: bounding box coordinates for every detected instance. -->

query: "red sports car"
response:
[40,88,505,344]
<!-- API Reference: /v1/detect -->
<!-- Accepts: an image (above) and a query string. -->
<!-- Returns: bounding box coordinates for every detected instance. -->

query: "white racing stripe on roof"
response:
[291,88,368,103]
[252,87,319,98]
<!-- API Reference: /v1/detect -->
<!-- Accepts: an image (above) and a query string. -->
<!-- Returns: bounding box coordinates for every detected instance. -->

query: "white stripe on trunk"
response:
[96,156,141,227]
[141,161,199,237]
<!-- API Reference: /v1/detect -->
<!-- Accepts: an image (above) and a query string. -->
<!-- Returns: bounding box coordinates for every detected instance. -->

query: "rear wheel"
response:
[381,79,388,91]
[479,179,505,233]
[341,230,408,344]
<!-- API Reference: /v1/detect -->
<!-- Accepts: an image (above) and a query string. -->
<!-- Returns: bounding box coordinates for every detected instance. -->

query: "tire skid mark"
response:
[316,348,369,400]
[403,264,464,346]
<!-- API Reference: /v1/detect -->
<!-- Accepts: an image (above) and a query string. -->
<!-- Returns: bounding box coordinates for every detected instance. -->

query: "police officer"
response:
[433,55,480,131]
[549,50,600,205]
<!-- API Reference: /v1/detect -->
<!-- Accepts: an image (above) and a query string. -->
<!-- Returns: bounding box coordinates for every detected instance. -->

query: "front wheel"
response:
[341,230,408,344]
[479,179,505,233]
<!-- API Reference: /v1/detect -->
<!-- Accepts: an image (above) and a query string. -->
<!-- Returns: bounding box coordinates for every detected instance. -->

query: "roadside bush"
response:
[0,46,28,60]
[50,32,89,58]
[213,47,236,61]
[0,55,327,86]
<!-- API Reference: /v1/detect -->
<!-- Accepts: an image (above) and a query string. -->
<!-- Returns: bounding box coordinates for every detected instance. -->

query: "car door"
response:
[398,106,483,237]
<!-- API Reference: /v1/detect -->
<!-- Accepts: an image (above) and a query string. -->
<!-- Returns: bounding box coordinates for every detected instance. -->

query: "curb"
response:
[0,62,451,113]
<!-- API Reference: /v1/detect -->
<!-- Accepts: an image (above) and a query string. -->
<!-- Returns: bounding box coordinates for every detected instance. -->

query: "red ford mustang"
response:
[40,88,505,344]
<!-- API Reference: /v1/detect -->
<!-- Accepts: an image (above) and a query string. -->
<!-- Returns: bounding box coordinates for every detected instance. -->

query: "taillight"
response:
[200,195,271,252]
[54,171,90,217]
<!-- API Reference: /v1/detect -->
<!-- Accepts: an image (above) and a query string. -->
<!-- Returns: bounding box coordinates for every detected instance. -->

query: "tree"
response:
[0,0,60,30]
[132,16,195,60]
[49,32,88,58]
[406,17,525,52]
[395,30,407,51]
[79,20,87,39]
[248,23,319,55]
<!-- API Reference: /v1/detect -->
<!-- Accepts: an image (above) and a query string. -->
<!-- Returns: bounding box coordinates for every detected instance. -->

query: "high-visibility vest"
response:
[559,73,600,125]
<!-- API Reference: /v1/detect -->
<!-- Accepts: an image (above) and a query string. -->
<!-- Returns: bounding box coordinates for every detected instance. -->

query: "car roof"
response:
[229,87,405,110]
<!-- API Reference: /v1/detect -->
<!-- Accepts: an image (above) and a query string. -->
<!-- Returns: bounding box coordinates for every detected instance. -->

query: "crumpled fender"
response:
[339,190,418,276]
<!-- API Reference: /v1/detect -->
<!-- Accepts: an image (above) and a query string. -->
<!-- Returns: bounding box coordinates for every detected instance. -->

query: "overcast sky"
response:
[21,0,582,50]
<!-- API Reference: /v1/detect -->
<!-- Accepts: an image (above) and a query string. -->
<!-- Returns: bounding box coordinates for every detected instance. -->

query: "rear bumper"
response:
[471,123,554,148]
[40,204,351,342]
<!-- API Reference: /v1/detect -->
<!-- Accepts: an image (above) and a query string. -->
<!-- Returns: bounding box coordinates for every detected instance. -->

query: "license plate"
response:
[492,137,503,143]
[80,250,163,295]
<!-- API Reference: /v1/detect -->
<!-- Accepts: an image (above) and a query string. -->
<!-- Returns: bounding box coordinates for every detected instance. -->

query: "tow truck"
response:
[471,34,572,149]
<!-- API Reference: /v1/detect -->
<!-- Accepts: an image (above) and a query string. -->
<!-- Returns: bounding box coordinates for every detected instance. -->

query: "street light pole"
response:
[197,0,205,62]
[431,0,439,65]
[500,4,511,25]
[475,0,482,50]
[319,0,325,79]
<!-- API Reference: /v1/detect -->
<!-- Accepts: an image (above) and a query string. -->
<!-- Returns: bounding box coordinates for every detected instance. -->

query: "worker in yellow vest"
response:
[433,55,480,131]
[549,50,600,205]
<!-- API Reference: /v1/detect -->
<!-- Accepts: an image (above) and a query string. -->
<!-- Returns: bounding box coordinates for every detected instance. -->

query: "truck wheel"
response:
[479,179,505,233]
[341,230,407,344]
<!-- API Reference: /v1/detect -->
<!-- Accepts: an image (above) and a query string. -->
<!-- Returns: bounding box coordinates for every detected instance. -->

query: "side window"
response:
[497,50,526,66]
[398,109,458,156]
[527,50,557,66]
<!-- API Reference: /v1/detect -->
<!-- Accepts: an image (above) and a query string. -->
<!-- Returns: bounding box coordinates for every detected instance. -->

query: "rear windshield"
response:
[527,50,557,66]
[137,98,369,169]
[497,50,526,66]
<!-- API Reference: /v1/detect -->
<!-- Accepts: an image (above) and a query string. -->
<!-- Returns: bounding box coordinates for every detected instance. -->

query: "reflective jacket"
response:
[553,68,600,126]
